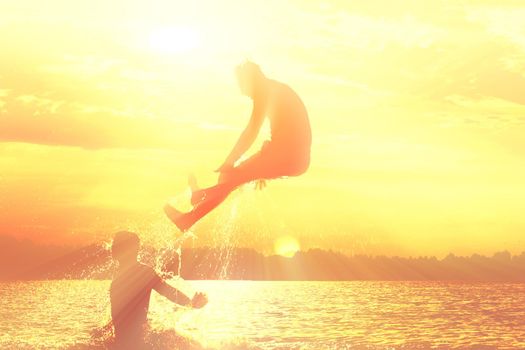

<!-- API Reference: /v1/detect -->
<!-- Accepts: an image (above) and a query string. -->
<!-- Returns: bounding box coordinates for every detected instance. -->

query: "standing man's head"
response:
[235,61,266,98]
[112,231,140,266]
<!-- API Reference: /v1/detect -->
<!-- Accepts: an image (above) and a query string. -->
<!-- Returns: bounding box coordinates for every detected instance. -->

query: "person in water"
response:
[165,61,312,231]
[109,231,208,349]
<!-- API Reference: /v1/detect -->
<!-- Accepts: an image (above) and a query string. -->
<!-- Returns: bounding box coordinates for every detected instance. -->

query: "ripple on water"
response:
[0,281,524,349]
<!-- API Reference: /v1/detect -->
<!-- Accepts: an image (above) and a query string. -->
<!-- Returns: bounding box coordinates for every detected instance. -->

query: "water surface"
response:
[1,280,524,349]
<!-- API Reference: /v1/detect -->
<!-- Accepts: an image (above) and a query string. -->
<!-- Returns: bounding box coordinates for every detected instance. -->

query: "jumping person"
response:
[165,61,311,232]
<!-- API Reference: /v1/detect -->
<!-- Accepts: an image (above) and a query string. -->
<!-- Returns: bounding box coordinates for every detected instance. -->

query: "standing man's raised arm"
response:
[154,280,208,308]
[216,101,265,173]
[154,280,191,306]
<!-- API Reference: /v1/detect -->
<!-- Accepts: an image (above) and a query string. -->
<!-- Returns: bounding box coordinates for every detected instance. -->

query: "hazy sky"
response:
[1,0,525,257]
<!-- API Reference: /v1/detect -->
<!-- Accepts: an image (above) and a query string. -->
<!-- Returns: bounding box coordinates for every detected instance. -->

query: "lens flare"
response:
[274,236,300,258]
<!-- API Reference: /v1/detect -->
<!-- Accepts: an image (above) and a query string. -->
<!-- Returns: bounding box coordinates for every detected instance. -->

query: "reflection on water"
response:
[0,280,524,349]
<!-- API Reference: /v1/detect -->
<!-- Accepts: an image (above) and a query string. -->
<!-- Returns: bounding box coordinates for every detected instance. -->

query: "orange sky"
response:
[1,0,525,257]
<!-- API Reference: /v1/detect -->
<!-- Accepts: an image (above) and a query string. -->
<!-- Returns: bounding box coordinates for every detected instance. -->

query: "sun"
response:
[148,26,201,54]
[274,236,300,258]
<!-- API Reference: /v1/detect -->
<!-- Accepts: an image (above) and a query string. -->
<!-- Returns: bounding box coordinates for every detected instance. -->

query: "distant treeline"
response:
[1,235,524,281]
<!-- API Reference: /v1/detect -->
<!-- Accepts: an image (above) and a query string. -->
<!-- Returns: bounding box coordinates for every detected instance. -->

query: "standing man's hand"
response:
[191,292,208,309]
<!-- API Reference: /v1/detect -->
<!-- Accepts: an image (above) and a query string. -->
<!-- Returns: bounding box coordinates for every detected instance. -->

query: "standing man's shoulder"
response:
[137,262,155,273]
[136,263,161,281]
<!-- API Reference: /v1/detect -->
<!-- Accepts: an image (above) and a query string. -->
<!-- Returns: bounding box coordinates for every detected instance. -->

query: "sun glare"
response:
[148,26,201,54]
[274,236,300,258]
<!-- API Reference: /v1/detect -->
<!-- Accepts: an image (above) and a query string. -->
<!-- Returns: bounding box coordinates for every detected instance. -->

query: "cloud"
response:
[0,104,203,150]
[0,47,229,150]
[0,89,8,113]
[0,91,132,149]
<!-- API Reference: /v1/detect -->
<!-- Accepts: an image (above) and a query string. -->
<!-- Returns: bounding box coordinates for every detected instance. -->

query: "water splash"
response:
[216,198,239,280]
[85,182,268,347]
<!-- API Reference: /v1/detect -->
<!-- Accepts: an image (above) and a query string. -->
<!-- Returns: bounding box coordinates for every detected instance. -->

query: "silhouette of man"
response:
[109,231,207,349]
[165,61,311,231]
